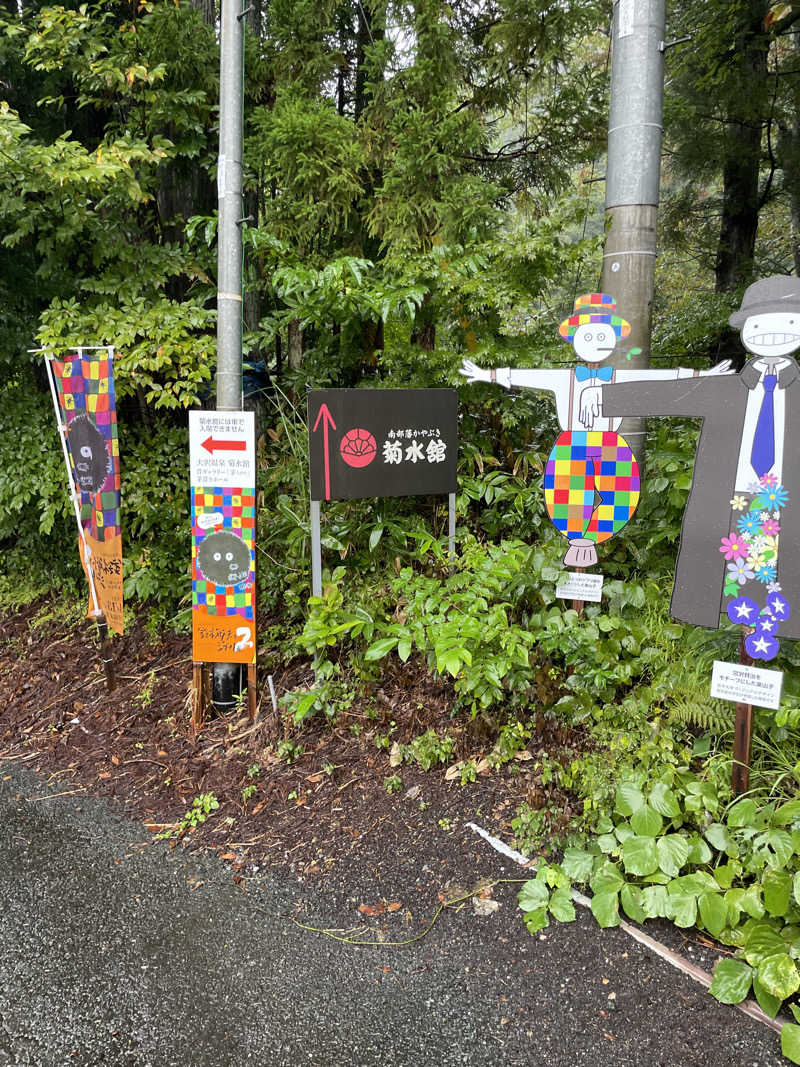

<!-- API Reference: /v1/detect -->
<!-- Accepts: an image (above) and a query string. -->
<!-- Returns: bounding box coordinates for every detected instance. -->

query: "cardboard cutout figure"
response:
[602,275,800,656]
[460,294,732,566]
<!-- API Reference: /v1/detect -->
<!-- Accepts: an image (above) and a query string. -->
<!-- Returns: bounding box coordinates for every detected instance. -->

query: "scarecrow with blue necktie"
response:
[602,276,800,661]
[460,293,732,567]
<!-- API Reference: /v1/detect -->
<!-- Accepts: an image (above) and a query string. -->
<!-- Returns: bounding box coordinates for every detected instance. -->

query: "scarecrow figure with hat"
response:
[460,293,732,567]
[600,275,800,660]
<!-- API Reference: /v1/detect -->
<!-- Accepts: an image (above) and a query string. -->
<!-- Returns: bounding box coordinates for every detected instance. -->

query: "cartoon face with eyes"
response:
[740,311,800,358]
[571,322,619,363]
[196,529,251,587]
[730,276,800,359]
[67,415,111,494]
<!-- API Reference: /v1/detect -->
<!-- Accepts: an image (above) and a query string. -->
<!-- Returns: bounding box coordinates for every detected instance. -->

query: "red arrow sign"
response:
[202,436,247,454]
[312,403,337,501]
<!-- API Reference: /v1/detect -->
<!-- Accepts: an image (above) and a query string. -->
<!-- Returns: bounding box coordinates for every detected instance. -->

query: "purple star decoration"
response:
[745,631,779,661]
[727,597,759,625]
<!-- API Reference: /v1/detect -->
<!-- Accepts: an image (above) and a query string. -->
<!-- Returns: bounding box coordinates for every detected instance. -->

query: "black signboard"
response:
[308,389,458,502]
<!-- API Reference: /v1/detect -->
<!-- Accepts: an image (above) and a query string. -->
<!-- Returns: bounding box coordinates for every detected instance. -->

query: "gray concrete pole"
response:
[600,0,666,442]
[217,0,244,413]
[213,0,245,711]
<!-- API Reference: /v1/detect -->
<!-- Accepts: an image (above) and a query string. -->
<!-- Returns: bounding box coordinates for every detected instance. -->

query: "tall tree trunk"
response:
[714,2,770,292]
[288,319,304,369]
[191,0,216,26]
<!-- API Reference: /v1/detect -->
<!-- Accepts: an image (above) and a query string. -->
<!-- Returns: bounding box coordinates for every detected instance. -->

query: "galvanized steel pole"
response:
[601,0,666,442]
[217,0,244,412]
[213,0,245,711]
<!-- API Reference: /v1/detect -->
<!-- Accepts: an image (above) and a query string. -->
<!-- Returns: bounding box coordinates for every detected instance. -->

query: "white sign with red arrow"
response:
[189,410,255,489]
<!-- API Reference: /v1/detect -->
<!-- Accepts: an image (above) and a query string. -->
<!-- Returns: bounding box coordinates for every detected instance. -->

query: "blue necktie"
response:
[751,373,777,478]
[574,365,614,382]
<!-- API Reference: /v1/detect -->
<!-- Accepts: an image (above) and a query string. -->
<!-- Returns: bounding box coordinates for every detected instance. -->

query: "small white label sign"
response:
[556,572,604,603]
[618,0,634,38]
[189,410,255,489]
[710,660,784,711]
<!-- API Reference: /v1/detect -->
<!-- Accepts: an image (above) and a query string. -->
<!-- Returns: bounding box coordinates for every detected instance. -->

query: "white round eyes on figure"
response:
[80,446,92,458]
[226,552,234,561]
[213,552,221,561]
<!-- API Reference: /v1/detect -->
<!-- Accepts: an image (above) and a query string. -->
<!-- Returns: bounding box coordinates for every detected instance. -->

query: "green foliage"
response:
[158,792,220,838]
[397,729,456,771]
[518,760,800,1060]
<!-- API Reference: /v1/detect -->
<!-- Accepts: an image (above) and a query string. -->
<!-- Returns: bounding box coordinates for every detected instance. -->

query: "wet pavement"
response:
[0,764,789,1067]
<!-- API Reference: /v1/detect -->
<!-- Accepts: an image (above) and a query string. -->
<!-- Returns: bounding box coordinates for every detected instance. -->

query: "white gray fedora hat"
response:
[730,275,800,328]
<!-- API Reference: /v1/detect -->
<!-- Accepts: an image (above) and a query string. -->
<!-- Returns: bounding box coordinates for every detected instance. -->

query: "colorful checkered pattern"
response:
[192,487,255,619]
[558,292,631,341]
[544,430,640,544]
[52,352,120,541]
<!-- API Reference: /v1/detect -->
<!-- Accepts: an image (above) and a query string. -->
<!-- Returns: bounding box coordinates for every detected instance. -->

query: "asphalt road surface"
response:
[0,764,789,1067]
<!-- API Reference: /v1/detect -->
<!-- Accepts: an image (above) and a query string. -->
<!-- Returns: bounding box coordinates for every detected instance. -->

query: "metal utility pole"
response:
[213,0,245,711]
[600,0,666,442]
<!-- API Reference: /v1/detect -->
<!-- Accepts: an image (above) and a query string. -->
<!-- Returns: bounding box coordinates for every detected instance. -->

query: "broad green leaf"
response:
[641,884,669,919]
[667,889,697,928]
[364,637,398,661]
[561,848,594,884]
[792,1003,800,1024]
[781,1023,800,1065]
[704,822,738,857]
[518,879,549,913]
[740,884,765,919]
[649,782,681,818]
[744,922,787,965]
[757,952,800,1000]
[590,861,625,895]
[548,887,576,923]
[714,864,736,889]
[656,834,689,877]
[621,836,659,877]
[615,782,644,817]
[687,834,712,865]
[752,976,782,1019]
[597,833,618,854]
[368,524,383,551]
[709,958,753,1004]
[755,829,794,870]
[794,871,800,908]
[774,800,800,826]
[523,907,549,934]
[698,892,727,939]
[727,799,758,828]
[397,638,412,662]
[630,804,662,837]
[590,889,620,928]
[620,882,646,924]
[614,823,635,844]
[764,871,792,918]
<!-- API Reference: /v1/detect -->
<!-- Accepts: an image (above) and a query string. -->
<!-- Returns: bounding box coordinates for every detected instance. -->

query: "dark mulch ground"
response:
[0,597,583,902]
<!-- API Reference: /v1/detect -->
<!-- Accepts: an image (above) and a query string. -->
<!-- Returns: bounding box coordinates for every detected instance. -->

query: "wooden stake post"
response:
[731,629,754,795]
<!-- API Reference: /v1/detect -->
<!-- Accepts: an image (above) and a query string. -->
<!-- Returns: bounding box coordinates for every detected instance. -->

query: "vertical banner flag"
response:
[48,348,124,634]
[189,410,256,664]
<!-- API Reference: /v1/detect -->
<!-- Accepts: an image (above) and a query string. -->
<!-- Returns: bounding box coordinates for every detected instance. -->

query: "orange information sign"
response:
[189,412,256,665]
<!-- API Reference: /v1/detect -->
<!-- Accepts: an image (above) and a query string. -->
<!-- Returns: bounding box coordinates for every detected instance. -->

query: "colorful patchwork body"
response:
[544,430,640,545]
[191,488,255,619]
[52,353,120,540]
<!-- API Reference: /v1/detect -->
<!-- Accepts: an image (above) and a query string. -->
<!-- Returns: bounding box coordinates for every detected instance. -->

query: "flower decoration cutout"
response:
[726,596,760,625]
[745,631,779,661]
[754,485,789,511]
[727,559,756,585]
[719,534,749,561]
[737,510,763,537]
[761,518,780,537]
[730,495,748,511]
